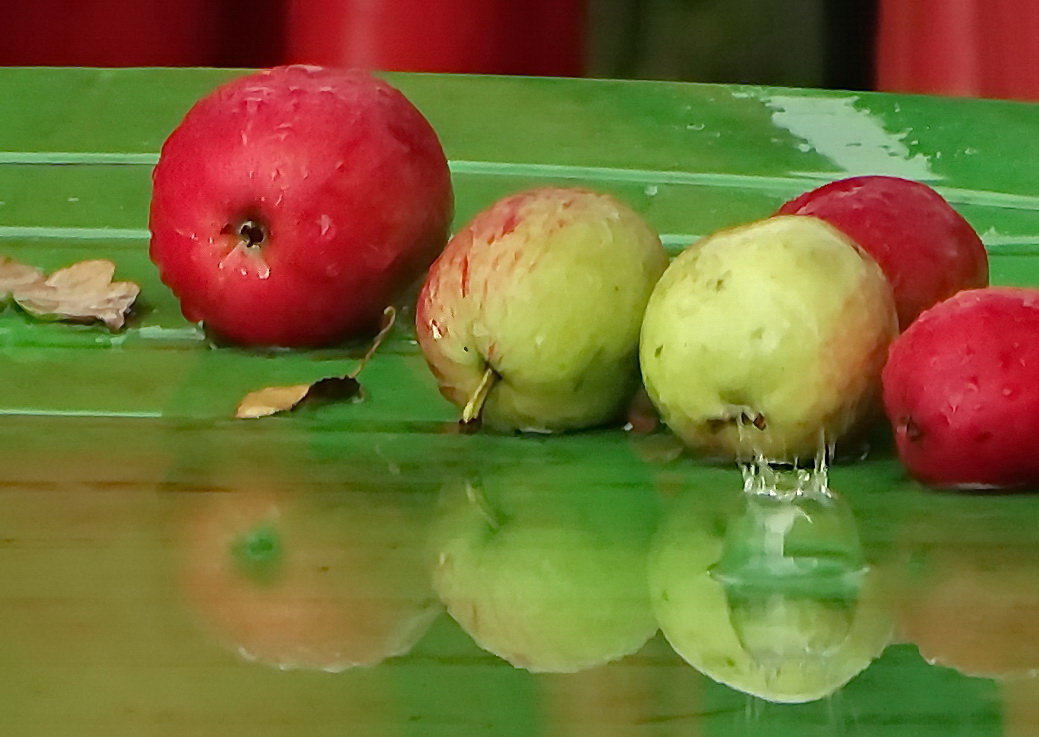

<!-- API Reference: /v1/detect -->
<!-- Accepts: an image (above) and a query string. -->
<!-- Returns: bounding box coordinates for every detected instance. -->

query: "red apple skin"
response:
[882,287,1039,490]
[777,176,988,330]
[150,64,452,347]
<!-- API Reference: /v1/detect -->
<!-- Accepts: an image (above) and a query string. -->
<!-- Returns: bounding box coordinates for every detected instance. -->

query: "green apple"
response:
[428,455,660,672]
[417,187,667,432]
[648,465,892,703]
[639,215,897,462]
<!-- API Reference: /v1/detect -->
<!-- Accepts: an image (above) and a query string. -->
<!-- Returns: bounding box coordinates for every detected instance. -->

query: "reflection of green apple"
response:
[639,215,897,461]
[429,459,660,672]
[648,466,892,703]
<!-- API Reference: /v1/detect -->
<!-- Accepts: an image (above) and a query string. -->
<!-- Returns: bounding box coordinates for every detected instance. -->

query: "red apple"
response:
[882,287,1039,489]
[150,64,452,347]
[778,175,988,329]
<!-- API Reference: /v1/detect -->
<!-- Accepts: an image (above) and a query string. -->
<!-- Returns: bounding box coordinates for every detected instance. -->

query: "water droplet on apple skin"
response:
[318,214,334,238]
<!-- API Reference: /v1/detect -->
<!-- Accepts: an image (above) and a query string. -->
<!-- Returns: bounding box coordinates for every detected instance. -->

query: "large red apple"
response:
[882,287,1039,489]
[777,175,988,329]
[150,64,452,347]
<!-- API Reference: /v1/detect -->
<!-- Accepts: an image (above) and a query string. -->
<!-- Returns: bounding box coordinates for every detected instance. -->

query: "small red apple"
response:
[777,175,988,329]
[882,287,1039,489]
[150,64,452,347]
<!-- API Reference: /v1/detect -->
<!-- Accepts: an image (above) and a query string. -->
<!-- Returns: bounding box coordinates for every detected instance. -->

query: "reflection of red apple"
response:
[1004,680,1039,737]
[150,64,452,347]
[895,493,1039,680]
[778,176,987,329]
[176,484,441,671]
[899,549,1039,679]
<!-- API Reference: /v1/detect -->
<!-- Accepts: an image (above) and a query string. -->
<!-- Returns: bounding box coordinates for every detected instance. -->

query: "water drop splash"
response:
[739,432,837,500]
[715,447,869,674]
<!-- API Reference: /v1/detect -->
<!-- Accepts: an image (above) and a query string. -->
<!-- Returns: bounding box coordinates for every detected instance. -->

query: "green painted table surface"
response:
[2,67,1039,736]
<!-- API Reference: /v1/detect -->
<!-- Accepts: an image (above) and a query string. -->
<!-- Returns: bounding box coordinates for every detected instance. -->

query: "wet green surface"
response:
[1,68,1038,735]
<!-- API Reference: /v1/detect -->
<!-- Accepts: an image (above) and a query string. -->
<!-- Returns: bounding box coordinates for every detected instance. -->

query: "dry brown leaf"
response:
[235,376,364,419]
[13,259,140,330]
[235,383,313,419]
[235,306,396,420]
[0,258,45,304]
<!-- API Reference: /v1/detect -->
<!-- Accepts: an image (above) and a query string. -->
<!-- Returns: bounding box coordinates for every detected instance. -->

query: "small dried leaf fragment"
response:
[10,259,139,330]
[0,258,45,304]
[234,376,364,419]
[234,383,313,419]
[235,307,395,420]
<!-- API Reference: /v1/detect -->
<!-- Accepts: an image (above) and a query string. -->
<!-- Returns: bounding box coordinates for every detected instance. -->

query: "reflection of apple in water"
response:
[648,465,892,703]
[896,495,1039,679]
[1004,679,1039,737]
[882,287,1039,490]
[428,460,660,672]
[150,64,453,347]
[639,215,897,462]
[176,483,440,671]
[778,175,988,329]
[416,187,667,432]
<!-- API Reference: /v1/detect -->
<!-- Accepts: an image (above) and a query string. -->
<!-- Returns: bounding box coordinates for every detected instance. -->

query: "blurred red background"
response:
[876,0,1039,101]
[0,0,586,76]
[4,0,1039,101]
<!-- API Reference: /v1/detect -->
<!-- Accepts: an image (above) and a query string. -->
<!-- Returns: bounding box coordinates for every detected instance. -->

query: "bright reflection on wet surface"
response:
[0,414,1034,735]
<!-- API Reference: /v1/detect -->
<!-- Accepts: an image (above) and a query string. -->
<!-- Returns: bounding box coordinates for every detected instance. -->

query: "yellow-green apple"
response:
[778,175,988,330]
[428,458,660,673]
[639,215,897,462]
[416,187,667,432]
[150,64,452,347]
[647,466,892,703]
[882,287,1039,490]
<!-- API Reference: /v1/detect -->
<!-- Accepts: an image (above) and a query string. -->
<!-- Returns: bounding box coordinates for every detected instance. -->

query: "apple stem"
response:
[461,365,498,424]
[236,219,268,249]
[464,481,501,531]
[348,306,397,379]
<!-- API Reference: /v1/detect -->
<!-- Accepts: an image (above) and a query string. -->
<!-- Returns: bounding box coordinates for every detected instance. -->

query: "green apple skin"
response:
[416,187,667,432]
[428,467,660,673]
[639,215,897,462]
[647,469,892,703]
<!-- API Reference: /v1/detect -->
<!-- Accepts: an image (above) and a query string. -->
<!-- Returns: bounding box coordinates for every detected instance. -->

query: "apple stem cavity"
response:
[226,218,268,251]
[461,365,499,425]
[708,405,768,433]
